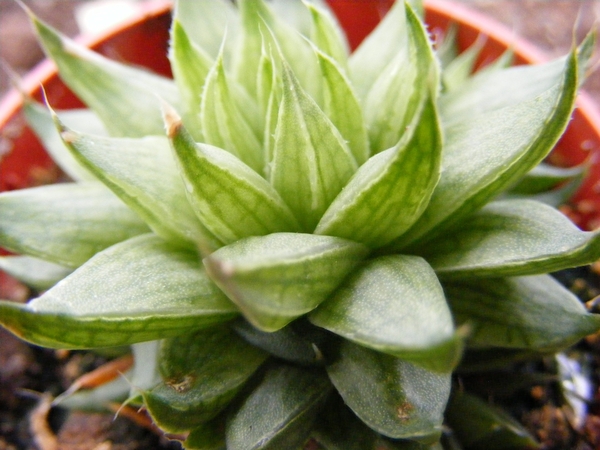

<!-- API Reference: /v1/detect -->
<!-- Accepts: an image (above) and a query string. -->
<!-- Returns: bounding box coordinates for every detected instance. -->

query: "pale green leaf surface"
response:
[422,199,600,278]
[169,20,213,141]
[315,97,441,248]
[200,53,264,173]
[310,255,461,373]
[360,4,438,153]
[270,0,317,36]
[232,0,271,97]
[395,52,578,249]
[256,35,277,119]
[24,102,102,181]
[316,48,368,165]
[348,0,407,100]
[233,0,322,103]
[130,340,161,393]
[440,57,568,124]
[0,234,238,349]
[204,233,369,332]
[258,41,281,173]
[326,340,450,441]
[58,124,220,250]
[262,3,324,104]
[406,0,424,17]
[174,0,239,64]
[444,275,600,350]
[31,14,180,137]
[0,182,148,268]
[0,256,72,291]
[166,110,301,245]
[144,327,267,433]
[577,30,596,83]
[226,365,332,450]
[307,1,349,68]
[270,65,357,231]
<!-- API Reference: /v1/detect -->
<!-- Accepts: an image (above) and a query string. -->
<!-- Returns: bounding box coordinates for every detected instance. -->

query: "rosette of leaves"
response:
[1,0,600,448]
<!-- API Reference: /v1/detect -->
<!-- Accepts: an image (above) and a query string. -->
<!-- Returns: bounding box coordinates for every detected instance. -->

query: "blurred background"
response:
[1,0,600,102]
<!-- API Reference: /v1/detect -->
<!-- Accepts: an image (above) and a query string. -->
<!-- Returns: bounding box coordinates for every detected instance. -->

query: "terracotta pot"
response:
[1,0,599,223]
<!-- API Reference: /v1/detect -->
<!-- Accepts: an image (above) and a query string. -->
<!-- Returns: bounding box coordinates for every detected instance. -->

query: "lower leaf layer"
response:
[143,327,268,433]
[226,364,332,450]
[326,340,450,442]
[0,234,238,348]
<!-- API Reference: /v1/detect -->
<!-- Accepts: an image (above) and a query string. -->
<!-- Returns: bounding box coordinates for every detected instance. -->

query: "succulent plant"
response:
[1,0,600,448]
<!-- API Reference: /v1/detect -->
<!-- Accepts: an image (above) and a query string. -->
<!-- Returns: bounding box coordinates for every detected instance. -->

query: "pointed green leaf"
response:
[31,13,180,137]
[444,275,600,350]
[200,53,264,173]
[257,36,277,120]
[406,0,424,17]
[396,52,579,248]
[0,256,71,291]
[422,199,600,278]
[23,102,102,181]
[143,327,267,433]
[204,233,369,332]
[174,0,239,63]
[442,38,484,92]
[326,340,450,441]
[166,109,301,245]
[0,182,148,267]
[258,38,286,176]
[271,65,357,231]
[310,255,462,373]
[234,0,322,103]
[0,234,238,349]
[358,4,438,153]
[307,2,349,68]
[446,392,539,450]
[315,97,441,248]
[349,0,408,100]
[169,19,213,141]
[58,122,220,251]
[316,48,368,165]
[348,2,437,153]
[226,364,332,450]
